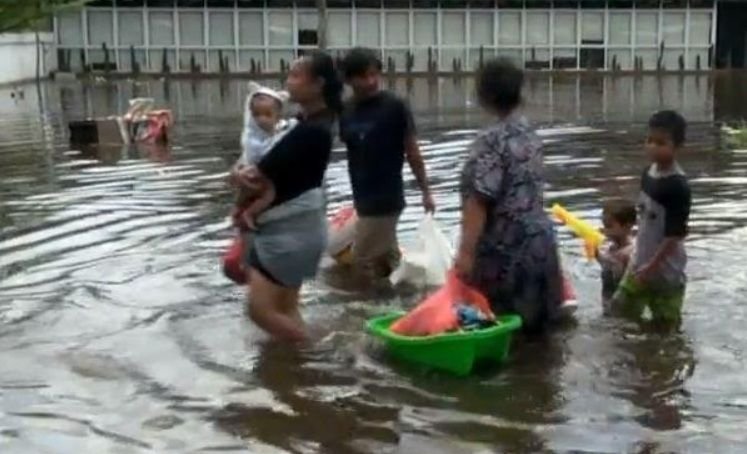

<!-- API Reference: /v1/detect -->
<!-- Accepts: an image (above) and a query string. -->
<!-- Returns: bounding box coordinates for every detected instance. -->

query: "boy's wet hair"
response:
[648,110,687,147]
[476,57,523,113]
[341,47,382,80]
[603,198,637,226]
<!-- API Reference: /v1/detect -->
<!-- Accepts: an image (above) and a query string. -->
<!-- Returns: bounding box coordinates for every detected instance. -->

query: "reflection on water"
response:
[1,74,747,453]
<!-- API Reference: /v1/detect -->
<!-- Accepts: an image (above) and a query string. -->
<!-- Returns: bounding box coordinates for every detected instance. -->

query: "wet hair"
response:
[603,198,637,226]
[476,58,524,113]
[303,51,344,114]
[648,110,687,147]
[341,47,382,80]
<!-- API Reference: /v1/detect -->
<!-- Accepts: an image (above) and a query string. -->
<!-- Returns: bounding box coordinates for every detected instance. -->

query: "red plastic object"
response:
[390,271,494,336]
[222,236,246,285]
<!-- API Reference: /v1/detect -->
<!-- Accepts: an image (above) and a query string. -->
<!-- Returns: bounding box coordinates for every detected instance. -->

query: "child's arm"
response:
[252,180,276,214]
[635,237,681,283]
[240,175,276,219]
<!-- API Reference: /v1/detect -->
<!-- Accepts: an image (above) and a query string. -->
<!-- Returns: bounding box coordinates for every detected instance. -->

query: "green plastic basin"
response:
[366,311,523,376]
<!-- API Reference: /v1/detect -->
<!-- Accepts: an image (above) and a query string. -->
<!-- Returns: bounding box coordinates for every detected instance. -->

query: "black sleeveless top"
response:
[257,109,335,207]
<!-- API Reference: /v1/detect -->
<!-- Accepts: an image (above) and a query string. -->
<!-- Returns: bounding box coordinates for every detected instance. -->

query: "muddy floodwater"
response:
[1,73,747,454]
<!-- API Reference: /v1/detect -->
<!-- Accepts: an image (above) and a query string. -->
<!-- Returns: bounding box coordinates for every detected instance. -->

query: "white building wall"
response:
[0,33,55,85]
[53,2,717,74]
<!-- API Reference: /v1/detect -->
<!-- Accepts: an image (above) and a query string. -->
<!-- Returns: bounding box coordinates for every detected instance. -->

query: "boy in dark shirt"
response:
[339,48,435,281]
[613,110,692,328]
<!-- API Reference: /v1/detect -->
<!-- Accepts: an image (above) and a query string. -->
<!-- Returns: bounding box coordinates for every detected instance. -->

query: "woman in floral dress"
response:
[455,58,562,334]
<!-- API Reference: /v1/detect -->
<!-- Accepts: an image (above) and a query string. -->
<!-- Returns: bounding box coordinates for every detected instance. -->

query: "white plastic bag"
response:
[390,214,453,287]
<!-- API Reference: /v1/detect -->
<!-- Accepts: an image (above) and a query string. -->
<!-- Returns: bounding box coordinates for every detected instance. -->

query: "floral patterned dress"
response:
[460,114,562,332]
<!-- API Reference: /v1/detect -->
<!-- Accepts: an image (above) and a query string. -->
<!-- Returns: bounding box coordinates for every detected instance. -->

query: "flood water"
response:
[1,73,747,454]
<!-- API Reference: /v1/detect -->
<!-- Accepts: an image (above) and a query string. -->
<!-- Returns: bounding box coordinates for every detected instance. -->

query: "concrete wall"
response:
[0,33,55,86]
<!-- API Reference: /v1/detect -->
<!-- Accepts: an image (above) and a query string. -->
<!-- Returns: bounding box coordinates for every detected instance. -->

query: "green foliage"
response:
[0,0,88,34]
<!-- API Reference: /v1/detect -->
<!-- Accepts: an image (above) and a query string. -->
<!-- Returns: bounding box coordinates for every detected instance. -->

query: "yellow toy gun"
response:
[551,204,605,259]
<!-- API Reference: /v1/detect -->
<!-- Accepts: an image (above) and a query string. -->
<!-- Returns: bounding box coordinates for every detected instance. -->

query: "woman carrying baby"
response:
[230,52,342,342]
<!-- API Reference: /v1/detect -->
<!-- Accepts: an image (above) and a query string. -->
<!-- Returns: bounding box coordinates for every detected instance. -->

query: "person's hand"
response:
[237,165,263,191]
[634,262,656,286]
[229,164,245,186]
[422,191,436,214]
[454,248,475,281]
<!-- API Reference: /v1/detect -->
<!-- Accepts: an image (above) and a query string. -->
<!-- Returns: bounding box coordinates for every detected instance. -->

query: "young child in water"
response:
[233,82,296,231]
[596,199,636,313]
[611,110,692,328]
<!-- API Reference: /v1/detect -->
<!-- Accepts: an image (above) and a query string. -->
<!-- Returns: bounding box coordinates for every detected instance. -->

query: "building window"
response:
[470,12,494,47]
[179,11,205,46]
[469,47,494,70]
[148,49,176,71]
[553,12,577,46]
[608,48,632,69]
[496,49,522,67]
[581,12,604,46]
[384,49,408,72]
[209,11,234,46]
[441,49,466,71]
[609,12,631,46]
[239,50,265,71]
[88,10,114,47]
[119,11,145,46]
[356,12,380,47]
[526,47,550,69]
[119,49,147,71]
[382,0,410,8]
[298,12,319,46]
[328,12,352,48]
[635,48,658,70]
[413,12,436,47]
[635,11,658,46]
[410,48,430,71]
[207,0,235,6]
[689,12,712,47]
[268,11,293,46]
[690,48,709,70]
[553,48,578,69]
[149,12,175,46]
[498,12,521,46]
[662,0,687,7]
[442,12,465,46]
[385,12,409,47]
[239,12,264,45]
[58,11,84,46]
[662,12,686,46]
[526,12,549,46]
[354,0,381,8]
[269,49,294,71]
[179,49,206,71]
[237,0,265,6]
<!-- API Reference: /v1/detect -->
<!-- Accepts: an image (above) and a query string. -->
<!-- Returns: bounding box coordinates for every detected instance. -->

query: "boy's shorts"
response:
[613,275,685,325]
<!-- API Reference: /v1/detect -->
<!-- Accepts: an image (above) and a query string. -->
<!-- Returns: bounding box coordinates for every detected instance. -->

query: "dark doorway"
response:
[580,49,605,70]
[298,29,318,46]
[716,1,747,69]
